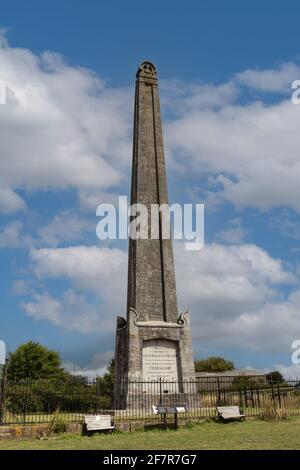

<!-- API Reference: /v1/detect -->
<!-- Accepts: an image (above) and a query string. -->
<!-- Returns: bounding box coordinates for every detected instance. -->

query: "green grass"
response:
[1,418,300,450]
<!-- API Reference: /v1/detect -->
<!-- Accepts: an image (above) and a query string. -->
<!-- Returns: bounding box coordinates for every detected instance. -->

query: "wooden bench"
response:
[84,414,114,433]
[217,406,245,421]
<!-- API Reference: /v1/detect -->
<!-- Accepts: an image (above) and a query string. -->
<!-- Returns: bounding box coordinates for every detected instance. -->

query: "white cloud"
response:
[175,242,297,352]
[79,189,120,211]
[236,62,300,92]
[216,218,247,244]
[0,221,23,248]
[22,240,298,356]
[11,279,33,296]
[63,350,114,379]
[273,364,300,380]
[25,245,127,331]
[22,289,104,333]
[216,290,300,351]
[161,79,238,111]
[0,35,131,204]
[228,244,294,284]
[1,35,300,215]
[165,69,300,212]
[30,245,127,297]
[0,211,94,250]
[0,188,26,214]
[2,38,298,360]
[37,210,92,247]
[269,209,300,240]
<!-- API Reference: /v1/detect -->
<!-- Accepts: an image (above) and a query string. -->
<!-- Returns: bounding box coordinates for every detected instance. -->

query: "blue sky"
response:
[1,0,300,377]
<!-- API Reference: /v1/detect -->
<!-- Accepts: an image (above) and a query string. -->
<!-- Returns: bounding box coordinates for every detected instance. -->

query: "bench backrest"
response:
[217,406,241,418]
[84,415,112,430]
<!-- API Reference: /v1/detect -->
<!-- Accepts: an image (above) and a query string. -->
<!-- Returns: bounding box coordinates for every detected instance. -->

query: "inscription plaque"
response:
[142,339,179,383]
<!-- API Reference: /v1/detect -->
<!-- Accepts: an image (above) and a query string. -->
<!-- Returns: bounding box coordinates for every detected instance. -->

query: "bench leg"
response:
[164,413,167,429]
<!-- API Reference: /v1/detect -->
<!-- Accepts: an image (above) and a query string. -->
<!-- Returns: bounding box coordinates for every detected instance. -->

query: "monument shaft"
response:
[127,61,178,323]
[114,62,196,408]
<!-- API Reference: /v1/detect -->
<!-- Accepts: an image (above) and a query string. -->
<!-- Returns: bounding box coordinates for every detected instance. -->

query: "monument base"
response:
[113,309,197,410]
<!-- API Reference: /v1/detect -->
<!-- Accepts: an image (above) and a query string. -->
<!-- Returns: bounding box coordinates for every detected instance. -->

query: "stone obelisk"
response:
[114,61,196,408]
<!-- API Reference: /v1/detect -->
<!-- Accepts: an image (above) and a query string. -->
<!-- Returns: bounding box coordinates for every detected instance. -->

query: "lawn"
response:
[0,418,300,450]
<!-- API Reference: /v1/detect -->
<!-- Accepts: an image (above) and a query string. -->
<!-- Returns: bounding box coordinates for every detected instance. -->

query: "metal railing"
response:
[0,376,299,425]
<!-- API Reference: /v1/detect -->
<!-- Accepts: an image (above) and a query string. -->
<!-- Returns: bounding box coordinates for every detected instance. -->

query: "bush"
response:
[47,410,67,435]
[259,401,288,420]
[195,357,234,372]
[266,371,285,384]
[5,378,107,416]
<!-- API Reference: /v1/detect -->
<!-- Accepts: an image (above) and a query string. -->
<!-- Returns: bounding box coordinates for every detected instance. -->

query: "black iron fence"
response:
[0,378,113,425]
[0,376,299,425]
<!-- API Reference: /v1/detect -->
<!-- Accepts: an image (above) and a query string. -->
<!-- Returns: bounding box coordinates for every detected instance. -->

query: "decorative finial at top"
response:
[136,61,157,79]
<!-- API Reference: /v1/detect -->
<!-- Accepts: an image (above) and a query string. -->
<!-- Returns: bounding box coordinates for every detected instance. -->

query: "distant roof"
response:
[196,369,265,377]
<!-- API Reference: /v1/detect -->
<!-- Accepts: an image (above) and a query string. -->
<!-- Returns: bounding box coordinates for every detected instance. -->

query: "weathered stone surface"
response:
[114,62,196,408]
[142,339,179,382]
[0,422,82,439]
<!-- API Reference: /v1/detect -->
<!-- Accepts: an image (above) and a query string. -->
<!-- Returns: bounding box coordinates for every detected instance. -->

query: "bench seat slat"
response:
[86,425,114,430]
[84,415,114,431]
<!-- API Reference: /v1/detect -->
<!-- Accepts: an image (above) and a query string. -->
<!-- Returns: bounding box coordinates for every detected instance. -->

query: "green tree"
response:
[7,341,65,381]
[266,371,284,384]
[95,359,115,409]
[195,356,234,372]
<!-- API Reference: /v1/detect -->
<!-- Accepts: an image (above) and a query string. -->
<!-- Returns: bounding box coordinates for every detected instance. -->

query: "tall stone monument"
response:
[114,61,196,408]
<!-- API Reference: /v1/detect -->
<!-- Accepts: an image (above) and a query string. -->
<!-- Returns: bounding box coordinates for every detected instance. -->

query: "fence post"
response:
[271,382,275,405]
[250,386,254,408]
[256,388,260,409]
[159,378,162,405]
[0,361,8,424]
[96,379,99,414]
[277,384,281,408]
[217,378,221,405]
[244,387,248,408]
[238,389,242,409]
